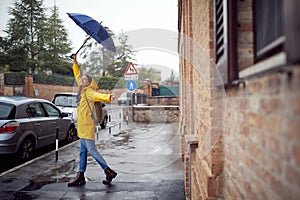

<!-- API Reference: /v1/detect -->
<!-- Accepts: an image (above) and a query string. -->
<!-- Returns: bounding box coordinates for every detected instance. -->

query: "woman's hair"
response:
[76,74,93,105]
[83,74,93,84]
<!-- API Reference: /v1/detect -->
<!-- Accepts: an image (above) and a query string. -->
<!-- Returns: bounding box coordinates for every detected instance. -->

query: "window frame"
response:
[214,0,300,86]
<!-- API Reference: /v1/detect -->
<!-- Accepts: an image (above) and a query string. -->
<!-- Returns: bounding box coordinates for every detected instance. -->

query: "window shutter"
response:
[214,0,237,86]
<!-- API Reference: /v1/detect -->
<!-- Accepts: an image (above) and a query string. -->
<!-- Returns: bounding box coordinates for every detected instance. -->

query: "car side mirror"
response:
[61,112,69,118]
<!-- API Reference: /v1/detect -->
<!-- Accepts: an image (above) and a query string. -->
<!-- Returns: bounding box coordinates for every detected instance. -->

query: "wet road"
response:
[0,104,122,174]
[0,104,185,199]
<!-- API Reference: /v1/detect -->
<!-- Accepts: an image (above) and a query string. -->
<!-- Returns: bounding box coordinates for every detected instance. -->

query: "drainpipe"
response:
[185,134,198,200]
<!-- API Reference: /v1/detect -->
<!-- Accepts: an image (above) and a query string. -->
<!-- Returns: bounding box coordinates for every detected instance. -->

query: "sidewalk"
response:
[0,121,185,200]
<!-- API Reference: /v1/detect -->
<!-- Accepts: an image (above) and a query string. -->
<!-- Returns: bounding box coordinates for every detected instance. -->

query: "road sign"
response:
[124,62,138,80]
[126,80,137,91]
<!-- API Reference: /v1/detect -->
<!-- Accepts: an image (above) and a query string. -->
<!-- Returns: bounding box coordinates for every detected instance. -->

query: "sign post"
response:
[124,62,138,80]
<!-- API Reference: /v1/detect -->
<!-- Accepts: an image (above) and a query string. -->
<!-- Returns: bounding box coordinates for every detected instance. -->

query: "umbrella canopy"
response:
[67,13,116,52]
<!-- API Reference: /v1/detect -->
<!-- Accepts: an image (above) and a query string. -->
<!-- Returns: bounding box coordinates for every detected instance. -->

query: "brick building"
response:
[178,0,300,199]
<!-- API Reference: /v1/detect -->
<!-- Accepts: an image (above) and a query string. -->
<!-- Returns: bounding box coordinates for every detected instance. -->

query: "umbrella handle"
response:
[69,36,91,58]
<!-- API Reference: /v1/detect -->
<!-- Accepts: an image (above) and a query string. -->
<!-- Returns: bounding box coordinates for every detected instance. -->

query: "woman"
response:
[68,54,117,186]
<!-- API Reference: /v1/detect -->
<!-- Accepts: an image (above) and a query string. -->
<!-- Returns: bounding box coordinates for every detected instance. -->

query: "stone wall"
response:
[122,106,179,123]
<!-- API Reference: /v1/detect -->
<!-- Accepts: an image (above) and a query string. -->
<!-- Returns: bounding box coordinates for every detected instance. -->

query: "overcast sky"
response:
[0,0,179,78]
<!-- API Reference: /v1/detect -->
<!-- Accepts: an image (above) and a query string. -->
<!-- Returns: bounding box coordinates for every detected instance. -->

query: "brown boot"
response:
[102,167,117,185]
[67,172,86,187]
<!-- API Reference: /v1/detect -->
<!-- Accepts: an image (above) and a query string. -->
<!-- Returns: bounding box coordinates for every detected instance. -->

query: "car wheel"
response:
[66,125,76,143]
[100,116,108,129]
[18,137,35,162]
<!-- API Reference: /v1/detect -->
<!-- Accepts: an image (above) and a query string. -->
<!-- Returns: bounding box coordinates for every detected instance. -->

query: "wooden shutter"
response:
[214,0,237,86]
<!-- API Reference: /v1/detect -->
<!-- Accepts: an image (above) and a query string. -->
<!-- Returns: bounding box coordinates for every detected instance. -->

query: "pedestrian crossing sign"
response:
[124,62,139,80]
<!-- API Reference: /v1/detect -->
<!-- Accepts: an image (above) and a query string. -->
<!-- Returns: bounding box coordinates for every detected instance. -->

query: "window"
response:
[254,0,283,61]
[214,0,299,85]
[43,103,60,117]
[0,103,15,120]
[53,94,77,108]
[25,103,45,118]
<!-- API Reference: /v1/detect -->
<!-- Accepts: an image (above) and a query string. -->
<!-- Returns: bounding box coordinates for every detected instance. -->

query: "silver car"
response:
[0,96,76,162]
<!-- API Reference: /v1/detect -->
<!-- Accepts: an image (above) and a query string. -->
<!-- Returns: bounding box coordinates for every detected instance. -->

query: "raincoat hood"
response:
[83,78,99,91]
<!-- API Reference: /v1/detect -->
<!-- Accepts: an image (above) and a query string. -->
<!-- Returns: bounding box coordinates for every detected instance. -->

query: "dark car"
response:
[0,96,76,162]
[52,92,108,129]
[118,92,132,105]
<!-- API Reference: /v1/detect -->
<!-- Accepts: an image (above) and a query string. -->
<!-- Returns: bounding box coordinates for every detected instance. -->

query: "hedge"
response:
[4,72,126,89]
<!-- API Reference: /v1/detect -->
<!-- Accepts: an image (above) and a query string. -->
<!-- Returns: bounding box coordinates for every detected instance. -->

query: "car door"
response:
[41,102,68,141]
[24,102,50,147]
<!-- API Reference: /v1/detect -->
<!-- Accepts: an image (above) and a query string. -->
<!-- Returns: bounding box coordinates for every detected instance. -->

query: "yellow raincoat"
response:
[72,64,111,140]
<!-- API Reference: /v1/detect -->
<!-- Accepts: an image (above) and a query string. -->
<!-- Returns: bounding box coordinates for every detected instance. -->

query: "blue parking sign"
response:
[126,80,136,91]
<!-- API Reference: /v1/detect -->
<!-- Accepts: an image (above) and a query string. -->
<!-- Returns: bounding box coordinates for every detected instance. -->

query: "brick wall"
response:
[32,83,77,101]
[179,0,300,199]
[223,68,300,199]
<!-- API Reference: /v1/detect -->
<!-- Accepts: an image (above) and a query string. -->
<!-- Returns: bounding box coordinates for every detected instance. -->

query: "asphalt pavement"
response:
[0,105,185,200]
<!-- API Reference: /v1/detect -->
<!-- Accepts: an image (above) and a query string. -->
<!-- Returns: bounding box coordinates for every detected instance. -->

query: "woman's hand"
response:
[110,95,116,102]
[71,54,78,65]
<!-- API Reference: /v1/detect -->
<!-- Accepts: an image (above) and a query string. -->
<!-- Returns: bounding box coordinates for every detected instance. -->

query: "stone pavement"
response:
[0,121,185,200]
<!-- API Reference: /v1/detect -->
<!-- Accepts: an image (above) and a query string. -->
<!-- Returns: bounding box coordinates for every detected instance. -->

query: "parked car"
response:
[118,92,132,105]
[52,92,108,129]
[0,96,76,162]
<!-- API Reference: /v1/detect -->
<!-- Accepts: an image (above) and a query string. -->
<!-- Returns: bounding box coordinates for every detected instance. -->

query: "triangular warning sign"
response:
[124,62,138,75]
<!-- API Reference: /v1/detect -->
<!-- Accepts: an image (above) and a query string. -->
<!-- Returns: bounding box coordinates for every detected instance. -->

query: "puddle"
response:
[21,179,54,191]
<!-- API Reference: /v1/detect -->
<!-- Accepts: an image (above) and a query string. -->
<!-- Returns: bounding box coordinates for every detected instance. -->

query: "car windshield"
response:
[0,103,16,120]
[53,95,77,108]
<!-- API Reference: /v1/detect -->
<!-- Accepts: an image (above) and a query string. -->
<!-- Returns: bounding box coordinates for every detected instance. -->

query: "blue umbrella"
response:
[67,13,116,54]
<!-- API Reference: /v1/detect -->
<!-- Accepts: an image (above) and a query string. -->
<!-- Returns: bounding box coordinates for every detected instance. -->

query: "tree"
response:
[79,26,115,76]
[6,0,48,65]
[137,65,161,86]
[79,30,136,78]
[41,5,71,60]
[106,30,136,77]
[39,4,72,74]
[2,0,72,74]
[163,70,179,85]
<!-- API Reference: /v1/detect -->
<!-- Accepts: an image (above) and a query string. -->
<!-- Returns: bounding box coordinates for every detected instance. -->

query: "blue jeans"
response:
[79,138,108,172]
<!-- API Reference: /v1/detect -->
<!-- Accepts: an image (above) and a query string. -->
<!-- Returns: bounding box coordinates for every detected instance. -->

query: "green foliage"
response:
[4,72,26,85]
[137,66,161,82]
[106,61,130,77]
[6,0,48,60]
[41,5,71,60]
[2,1,136,83]
[80,30,136,78]
[107,31,136,77]
[97,76,126,89]
[33,74,75,86]
[2,0,71,74]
